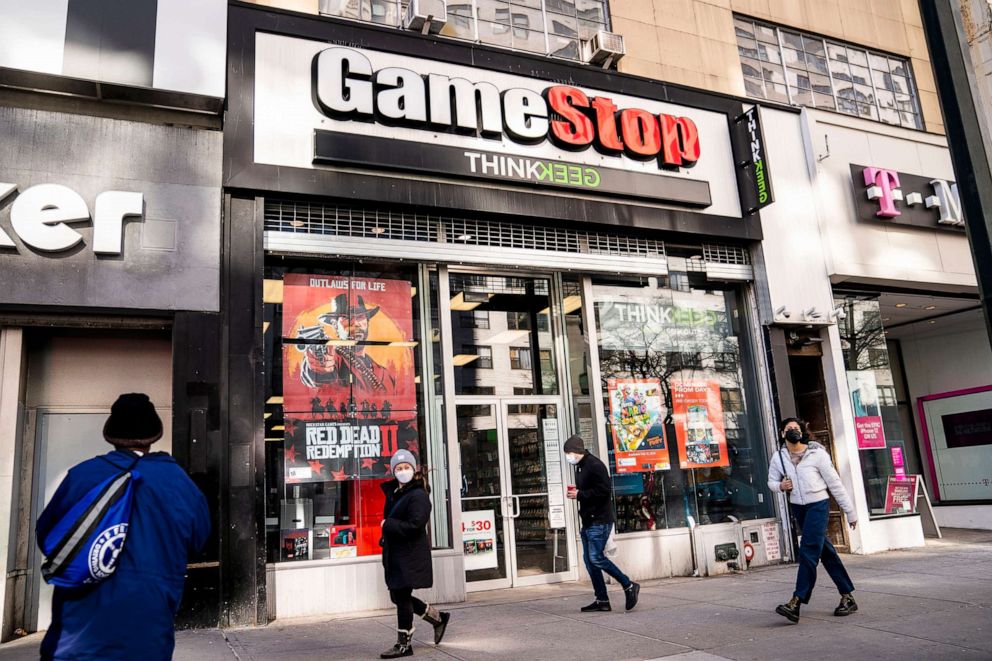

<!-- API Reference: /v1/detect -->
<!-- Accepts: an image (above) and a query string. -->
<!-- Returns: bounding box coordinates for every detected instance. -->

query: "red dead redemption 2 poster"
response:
[281,274,418,483]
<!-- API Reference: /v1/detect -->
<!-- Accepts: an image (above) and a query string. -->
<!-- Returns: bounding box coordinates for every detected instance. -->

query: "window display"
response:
[593,264,773,533]
[835,295,914,516]
[263,260,450,563]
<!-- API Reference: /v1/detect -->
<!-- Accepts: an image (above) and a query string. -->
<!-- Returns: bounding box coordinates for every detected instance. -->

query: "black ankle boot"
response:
[580,600,611,612]
[380,629,414,658]
[834,593,858,616]
[775,596,801,623]
[421,605,450,645]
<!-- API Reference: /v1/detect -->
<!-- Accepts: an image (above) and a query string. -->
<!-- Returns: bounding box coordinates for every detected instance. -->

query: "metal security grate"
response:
[265,200,667,260]
[703,243,751,265]
[264,201,439,242]
[443,218,582,253]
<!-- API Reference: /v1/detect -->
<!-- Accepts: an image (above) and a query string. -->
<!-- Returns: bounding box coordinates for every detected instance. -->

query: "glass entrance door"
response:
[457,398,573,590]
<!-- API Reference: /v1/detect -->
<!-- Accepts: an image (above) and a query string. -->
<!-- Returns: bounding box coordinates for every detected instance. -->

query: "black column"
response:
[173,311,223,629]
[219,194,267,626]
[918,0,992,352]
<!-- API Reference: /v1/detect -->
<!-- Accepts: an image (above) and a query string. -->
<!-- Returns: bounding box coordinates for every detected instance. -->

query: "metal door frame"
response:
[439,265,580,592]
[455,396,577,591]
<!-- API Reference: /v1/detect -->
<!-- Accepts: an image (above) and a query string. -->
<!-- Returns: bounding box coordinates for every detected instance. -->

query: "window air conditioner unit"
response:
[404,0,447,34]
[584,30,625,68]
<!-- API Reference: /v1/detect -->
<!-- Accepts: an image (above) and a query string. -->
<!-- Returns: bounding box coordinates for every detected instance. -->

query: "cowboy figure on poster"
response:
[281,274,416,414]
[298,293,394,393]
[280,275,418,483]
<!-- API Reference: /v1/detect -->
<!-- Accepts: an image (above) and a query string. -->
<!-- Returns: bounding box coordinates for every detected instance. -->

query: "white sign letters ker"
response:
[0,183,143,254]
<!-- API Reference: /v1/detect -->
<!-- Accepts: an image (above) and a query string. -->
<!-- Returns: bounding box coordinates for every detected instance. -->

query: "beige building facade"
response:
[612,0,943,134]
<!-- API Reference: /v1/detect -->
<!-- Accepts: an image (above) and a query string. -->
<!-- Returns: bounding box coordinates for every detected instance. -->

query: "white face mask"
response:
[395,468,415,484]
[565,453,582,465]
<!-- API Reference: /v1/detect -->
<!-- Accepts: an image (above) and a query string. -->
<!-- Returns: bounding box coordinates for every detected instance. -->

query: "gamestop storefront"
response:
[225,4,785,621]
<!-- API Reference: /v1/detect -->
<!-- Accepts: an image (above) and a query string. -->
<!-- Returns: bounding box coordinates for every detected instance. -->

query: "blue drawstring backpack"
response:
[39,457,141,588]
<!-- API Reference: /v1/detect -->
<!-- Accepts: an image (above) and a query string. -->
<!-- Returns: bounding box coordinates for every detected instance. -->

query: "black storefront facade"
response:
[218,3,788,623]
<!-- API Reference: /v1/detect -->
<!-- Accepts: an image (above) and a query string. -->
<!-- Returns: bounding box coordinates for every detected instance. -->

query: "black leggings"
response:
[389,588,427,631]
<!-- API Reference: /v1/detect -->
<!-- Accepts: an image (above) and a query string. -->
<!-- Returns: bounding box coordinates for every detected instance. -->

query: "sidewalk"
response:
[4,529,991,661]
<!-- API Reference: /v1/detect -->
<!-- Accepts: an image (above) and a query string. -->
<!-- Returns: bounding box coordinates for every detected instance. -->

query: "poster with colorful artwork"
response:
[281,274,419,483]
[280,529,310,561]
[283,414,419,483]
[281,274,416,414]
[671,380,730,469]
[607,378,670,473]
[329,525,358,558]
[847,371,887,450]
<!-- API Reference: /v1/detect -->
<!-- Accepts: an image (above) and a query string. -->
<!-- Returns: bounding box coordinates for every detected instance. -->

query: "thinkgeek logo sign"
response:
[313,47,702,171]
[853,165,964,231]
[732,107,773,214]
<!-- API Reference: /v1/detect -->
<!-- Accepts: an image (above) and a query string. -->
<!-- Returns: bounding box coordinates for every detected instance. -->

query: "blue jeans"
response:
[792,500,855,603]
[580,523,631,602]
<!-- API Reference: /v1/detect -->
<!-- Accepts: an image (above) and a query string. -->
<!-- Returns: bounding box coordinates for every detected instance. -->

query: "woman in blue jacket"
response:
[36,393,211,660]
[768,418,858,623]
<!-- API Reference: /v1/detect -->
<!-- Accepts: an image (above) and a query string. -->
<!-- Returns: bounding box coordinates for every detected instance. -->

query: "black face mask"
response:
[785,429,805,443]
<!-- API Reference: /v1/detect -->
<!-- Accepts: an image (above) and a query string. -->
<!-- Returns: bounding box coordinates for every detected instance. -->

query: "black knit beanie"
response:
[563,435,587,454]
[103,393,163,448]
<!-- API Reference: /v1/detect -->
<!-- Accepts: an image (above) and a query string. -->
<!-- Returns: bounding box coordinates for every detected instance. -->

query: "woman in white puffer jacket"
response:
[768,418,858,623]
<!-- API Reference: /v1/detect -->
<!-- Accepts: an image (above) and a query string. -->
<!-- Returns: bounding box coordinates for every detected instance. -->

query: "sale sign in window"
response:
[461,509,498,571]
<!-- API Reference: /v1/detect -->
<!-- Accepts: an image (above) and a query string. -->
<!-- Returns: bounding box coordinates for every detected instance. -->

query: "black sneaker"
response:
[580,600,611,612]
[624,582,641,611]
[834,594,858,616]
[775,596,801,623]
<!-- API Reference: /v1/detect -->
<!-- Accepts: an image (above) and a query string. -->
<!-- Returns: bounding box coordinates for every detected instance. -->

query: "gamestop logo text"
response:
[313,47,701,170]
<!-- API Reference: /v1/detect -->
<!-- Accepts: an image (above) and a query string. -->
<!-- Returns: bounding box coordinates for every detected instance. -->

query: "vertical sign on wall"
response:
[732,106,774,215]
[847,371,887,450]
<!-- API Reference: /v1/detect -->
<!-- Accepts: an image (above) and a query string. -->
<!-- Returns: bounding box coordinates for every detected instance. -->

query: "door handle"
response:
[510,495,521,519]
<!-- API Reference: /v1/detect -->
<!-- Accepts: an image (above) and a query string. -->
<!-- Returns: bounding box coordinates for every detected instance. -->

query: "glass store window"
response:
[450,274,559,397]
[835,294,914,517]
[318,0,611,63]
[262,258,450,562]
[592,262,773,533]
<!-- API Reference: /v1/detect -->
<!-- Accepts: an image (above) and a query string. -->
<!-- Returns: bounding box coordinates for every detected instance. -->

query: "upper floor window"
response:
[734,16,922,130]
[319,0,610,63]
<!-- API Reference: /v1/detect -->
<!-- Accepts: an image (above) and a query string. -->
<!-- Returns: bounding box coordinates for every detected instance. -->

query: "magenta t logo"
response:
[863,167,902,217]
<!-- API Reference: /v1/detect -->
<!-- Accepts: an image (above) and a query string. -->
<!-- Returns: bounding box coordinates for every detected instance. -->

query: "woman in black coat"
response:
[379,449,451,658]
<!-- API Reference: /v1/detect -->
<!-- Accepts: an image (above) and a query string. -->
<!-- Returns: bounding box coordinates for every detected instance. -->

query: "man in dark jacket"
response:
[564,435,640,612]
[36,393,211,661]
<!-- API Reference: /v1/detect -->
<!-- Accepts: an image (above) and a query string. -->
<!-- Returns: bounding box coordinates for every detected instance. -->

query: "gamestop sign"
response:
[253,34,742,216]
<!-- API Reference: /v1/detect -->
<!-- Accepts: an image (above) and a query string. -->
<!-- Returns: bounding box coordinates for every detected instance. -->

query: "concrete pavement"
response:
[3,528,991,661]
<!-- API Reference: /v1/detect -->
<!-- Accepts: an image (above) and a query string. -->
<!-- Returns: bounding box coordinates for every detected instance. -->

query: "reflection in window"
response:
[463,344,494,368]
[735,15,922,129]
[510,347,532,370]
[835,295,912,516]
[320,0,610,62]
[593,267,773,533]
[450,274,559,396]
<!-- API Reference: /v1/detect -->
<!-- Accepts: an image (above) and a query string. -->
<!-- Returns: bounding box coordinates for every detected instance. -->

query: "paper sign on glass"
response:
[847,371,887,450]
[607,378,670,473]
